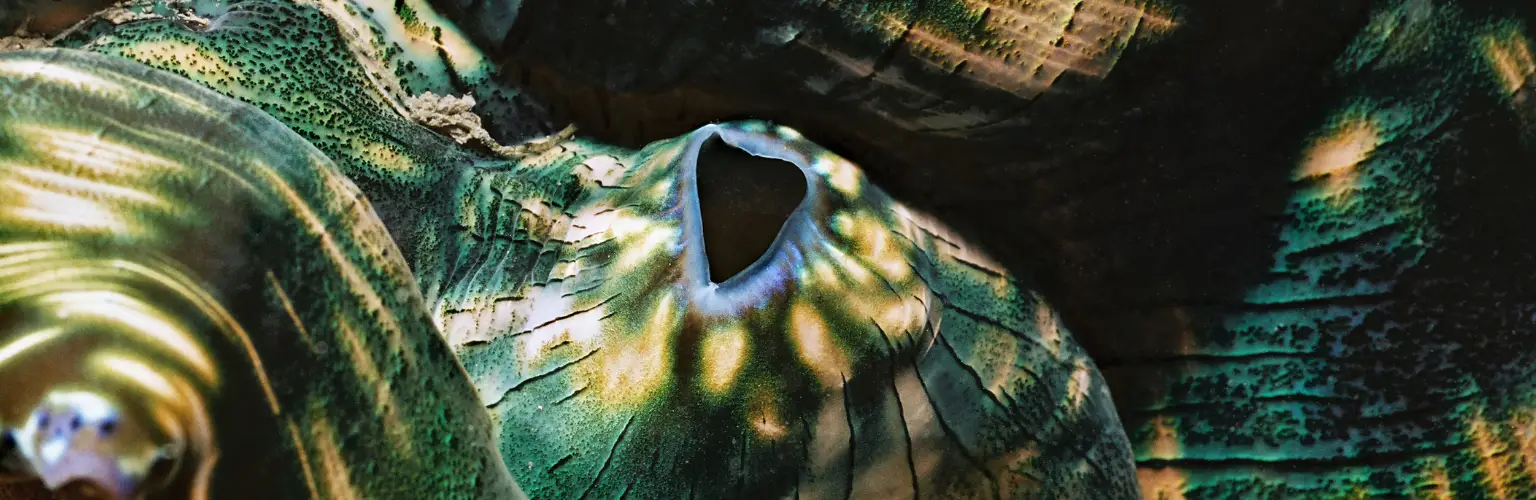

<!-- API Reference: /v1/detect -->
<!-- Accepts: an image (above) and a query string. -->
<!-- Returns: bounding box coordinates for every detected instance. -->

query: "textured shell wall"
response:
[0,0,1138,498]
[3,0,1536,499]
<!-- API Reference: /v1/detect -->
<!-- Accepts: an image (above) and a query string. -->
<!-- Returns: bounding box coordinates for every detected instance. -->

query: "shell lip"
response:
[0,245,218,500]
[677,122,821,313]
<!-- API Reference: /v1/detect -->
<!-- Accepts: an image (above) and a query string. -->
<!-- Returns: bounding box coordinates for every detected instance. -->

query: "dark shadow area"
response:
[694,138,806,283]
[0,432,50,500]
[480,2,1375,364]
[0,433,13,465]
[0,481,51,500]
[0,0,116,34]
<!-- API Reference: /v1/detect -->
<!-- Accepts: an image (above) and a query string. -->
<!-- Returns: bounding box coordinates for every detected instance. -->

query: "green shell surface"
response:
[0,47,517,498]
[0,1,1136,497]
[2,0,1536,499]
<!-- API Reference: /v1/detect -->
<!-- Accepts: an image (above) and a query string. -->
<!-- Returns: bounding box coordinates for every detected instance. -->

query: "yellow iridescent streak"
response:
[2,46,523,499]
[1065,360,1094,411]
[817,0,1174,108]
[6,182,136,233]
[587,292,679,406]
[1467,411,1515,500]
[611,210,681,271]
[0,327,61,367]
[114,40,245,82]
[0,54,219,117]
[1456,407,1536,500]
[14,125,183,176]
[313,0,492,89]
[357,141,416,173]
[0,247,225,386]
[87,350,219,480]
[333,312,414,454]
[0,125,179,239]
[835,209,911,282]
[0,242,231,499]
[0,58,130,98]
[90,352,189,403]
[811,153,864,197]
[8,165,169,208]
[1482,29,1535,95]
[749,391,788,440]
[700,324,748,394]
[1294,114,1380,207]
[0,121,279,411]
[1136,467,1189,500]
[284,418,324,499]
[0,62,302,494]
[1418,457,1455,500]
[306,405,363,500]
[1034,301,1064,355]
[1512,409,1536,487]
[42,290,218,386]
[789,300,850,388]
[266,271,318,350]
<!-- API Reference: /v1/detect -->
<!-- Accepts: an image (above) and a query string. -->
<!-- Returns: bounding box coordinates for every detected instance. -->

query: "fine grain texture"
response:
[5,0,1536,498]
[1,0,1141,496]
[428,122,1138,499]
[0,48,521,498]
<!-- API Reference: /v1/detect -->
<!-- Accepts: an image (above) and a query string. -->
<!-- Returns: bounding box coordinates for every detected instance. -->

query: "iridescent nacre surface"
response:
[5,0,1536,498]
[0,2,1136,495]
[0,47,517,498]
[433,121,1135,498]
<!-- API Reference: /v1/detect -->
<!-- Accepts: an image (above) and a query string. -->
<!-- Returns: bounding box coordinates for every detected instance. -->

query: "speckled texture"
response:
[54,0,512,199]
[436,0,1174,129]
[425,122,1137,498]
[416,0,1536,497]
[48,0,556,273]
[0,48,519,498]
[1102,1,1536,498]
[7,0,1536,498]
[0,1,1140,496]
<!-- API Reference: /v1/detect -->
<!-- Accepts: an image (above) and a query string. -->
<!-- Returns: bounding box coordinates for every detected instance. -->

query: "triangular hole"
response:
[695,138,807,283]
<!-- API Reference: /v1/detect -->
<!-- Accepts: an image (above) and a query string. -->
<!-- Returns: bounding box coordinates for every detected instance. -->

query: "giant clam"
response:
[0,46,517,498]
[3,0,1536,498]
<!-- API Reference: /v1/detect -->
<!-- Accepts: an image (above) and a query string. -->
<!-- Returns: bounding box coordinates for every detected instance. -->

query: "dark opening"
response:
[694,138,807,283]
[0,431,14,463]
[0,430,30,483]
[56,478,112,499]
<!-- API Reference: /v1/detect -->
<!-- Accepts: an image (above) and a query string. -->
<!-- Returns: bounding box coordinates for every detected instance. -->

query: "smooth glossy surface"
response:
[0,48,519,499]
